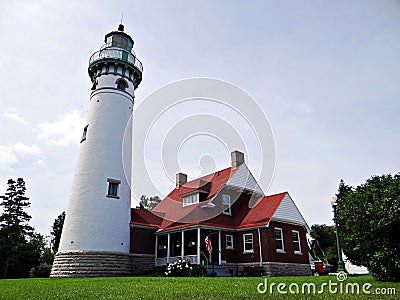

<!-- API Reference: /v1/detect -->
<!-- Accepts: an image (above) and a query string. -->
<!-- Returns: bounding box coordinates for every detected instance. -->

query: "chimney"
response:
[176,173,187,188]
[231,150,244,168]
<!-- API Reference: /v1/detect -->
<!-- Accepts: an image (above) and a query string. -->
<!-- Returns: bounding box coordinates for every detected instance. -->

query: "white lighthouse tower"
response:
[51,24,142,277]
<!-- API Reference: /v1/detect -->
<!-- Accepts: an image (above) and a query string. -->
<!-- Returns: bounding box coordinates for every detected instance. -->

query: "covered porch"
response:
[155,227,223,267]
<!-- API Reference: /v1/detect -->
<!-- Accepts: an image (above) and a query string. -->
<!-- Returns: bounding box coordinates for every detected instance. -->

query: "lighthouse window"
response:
[107,178,121,198]
[116,79,128,91]
[80,125,89,143]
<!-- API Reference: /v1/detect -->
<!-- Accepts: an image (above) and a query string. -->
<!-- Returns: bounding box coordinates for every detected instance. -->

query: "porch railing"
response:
[155,255,198,267]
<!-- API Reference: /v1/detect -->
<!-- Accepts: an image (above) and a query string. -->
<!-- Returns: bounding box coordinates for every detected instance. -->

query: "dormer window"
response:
[183,193,199,207]
[116,79,128,91]
[222,194,231,215]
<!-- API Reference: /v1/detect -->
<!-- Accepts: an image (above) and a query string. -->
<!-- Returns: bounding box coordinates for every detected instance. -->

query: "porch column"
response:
[167,233,171,263]
[197,227,201,265]
[218,230,222,265]
[181,230,185,258]
[258,228,263,267]
[155,235,158,259]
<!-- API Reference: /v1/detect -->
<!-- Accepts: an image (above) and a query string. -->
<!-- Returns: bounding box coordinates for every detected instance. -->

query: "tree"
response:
[0,178,34,278]
[310,224,338,271]
[51,211,65,253]
[29,233,53,278]
[137,195,161,210]
[336,179,363,266]
[336,174,400,282]
[9,233,47,278]
[0,178,34,240]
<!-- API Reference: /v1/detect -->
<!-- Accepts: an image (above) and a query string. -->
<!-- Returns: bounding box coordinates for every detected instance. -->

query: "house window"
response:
[80,125,89,143]
[243,233,253,253]
[107,178,121,198]
[292,230,302,254]
[222,194,231,215]
[183,193,199,207]
[275,228,285,252]
[226,234,234,249]
[116,79,128,91]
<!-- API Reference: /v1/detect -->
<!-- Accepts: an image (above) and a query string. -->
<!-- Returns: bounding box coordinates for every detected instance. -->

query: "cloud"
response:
[0,143,42,169]
[4,110,29,126]
[38,110,86,147]
[271,97,313,115]
[296,103,312,114]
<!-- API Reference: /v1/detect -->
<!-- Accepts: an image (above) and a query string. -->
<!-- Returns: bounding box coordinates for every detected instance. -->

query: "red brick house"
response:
[130,151,312,276]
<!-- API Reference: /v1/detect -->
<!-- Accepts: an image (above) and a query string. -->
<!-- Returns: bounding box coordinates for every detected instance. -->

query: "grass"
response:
[0,275,398,299]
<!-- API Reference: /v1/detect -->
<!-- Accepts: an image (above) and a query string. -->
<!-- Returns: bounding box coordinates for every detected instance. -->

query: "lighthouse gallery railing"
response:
[89,47,143,73]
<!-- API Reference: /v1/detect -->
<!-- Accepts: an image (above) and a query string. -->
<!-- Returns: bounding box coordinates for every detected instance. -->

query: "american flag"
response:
[205,234,212,254]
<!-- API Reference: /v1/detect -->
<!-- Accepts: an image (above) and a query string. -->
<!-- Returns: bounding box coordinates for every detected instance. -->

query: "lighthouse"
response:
[51,25,142,277]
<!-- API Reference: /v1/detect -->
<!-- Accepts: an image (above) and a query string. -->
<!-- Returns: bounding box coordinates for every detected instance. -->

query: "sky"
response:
[0,0,399,236]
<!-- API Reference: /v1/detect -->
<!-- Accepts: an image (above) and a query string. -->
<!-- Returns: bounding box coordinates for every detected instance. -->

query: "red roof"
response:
[131,191,287,232]
[155,167,236,205]
[144,167,236,229]
[130,165,288,232]
[130,208,163,228]
[236,192,286,227]
[153,192,286,230]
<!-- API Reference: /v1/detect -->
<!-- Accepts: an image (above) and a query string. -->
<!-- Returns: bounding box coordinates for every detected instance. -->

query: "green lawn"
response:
[0,275,398,299]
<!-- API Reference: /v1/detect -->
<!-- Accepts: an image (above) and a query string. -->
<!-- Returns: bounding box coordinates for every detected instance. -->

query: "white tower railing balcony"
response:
[89,46,143,73]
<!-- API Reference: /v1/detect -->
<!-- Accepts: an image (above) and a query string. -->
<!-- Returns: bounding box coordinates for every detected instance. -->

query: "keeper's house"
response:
[130,151,312,276]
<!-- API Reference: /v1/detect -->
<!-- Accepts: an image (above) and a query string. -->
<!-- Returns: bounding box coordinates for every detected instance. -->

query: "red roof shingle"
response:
[130,165,288,232]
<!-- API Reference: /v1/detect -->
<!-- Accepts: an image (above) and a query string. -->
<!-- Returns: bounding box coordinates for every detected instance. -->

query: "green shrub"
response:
[35,263,52,278]
[29,268,36,278]
[188,264,209,277]
[164,259,208,277]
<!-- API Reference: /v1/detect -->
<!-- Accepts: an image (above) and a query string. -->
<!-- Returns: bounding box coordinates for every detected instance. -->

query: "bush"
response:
[29,268,36,278]
[188,264,209,277]
[35,263,52,278]
[29,263,52,278]
[164,259,208,277]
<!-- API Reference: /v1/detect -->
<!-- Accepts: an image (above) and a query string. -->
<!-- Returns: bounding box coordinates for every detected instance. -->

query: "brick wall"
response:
[262,221,309,264]
[130,227,156,254]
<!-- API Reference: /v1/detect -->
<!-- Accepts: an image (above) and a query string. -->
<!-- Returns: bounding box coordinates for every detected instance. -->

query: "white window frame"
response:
[222,194,231,215]
[243,233,254,253]
[275,227,285,253]
[292,230,302,254]
[106,178,120,199]
[226,234,234,249]
[183,193,199,207]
